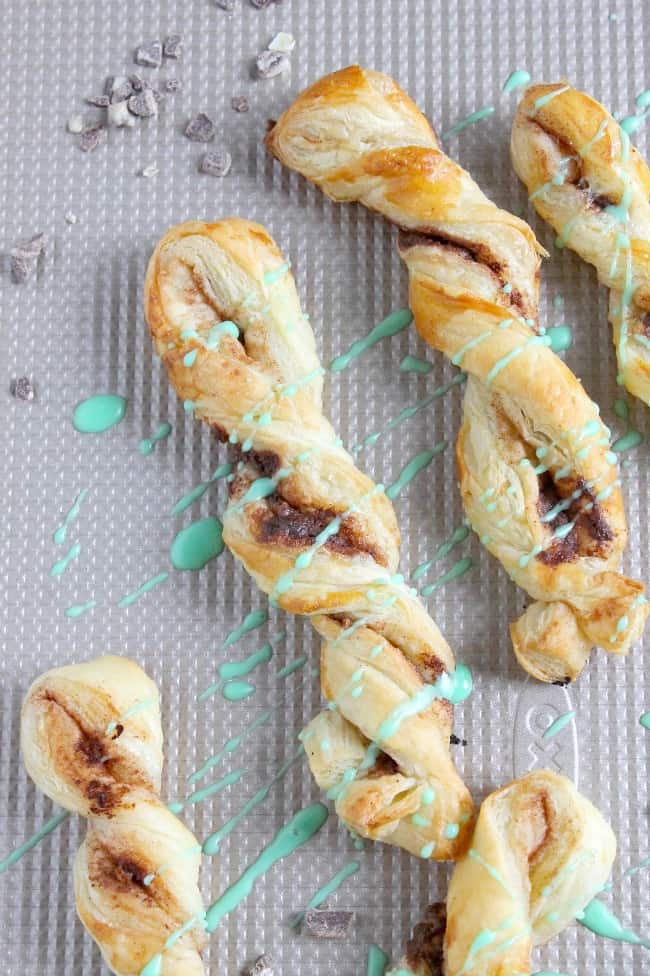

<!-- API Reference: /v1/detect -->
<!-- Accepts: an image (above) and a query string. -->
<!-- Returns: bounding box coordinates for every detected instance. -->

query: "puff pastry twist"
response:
[21,656,206,976]
[391,771,616,976]
[145,218,473,859]
[266,65,648,683]
[511,82,650,405]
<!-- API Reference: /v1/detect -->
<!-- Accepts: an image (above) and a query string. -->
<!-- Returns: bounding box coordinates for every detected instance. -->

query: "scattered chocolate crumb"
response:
[135,40,163,68]
[128,89,158,118]
[215,0,236,7]
[185,112,216,142]
[450,734,467,746]
[67,114,85,134]
[10,233,45,282]
[199,149,232,177]
[268,31,295,52]
[85,94,110,107]
[231,94,250,113]
[250,0,281,7]
[255,50,290,79]
[163,34,183,59]
[10,377,35,401]
[163,77,183,94]
[64,212,79,225]
[552,677,571,687]
[304,909,354,939]
[245,955,274,976]
[140,164,159,178]
[108,100,135,127]
[129,73,146,92]
[80,125,107,152]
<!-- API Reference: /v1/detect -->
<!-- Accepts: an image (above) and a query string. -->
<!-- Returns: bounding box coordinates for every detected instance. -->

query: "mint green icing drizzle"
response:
[399,354,433,374]
[73,394,127,433]
[188,711,273,784]
[612,430,643,453]
[106,697,157,736]
[139,913,207,975]
[169,463,233,517]
[421,556,474,596]
[202,748,305,855]
[0,810,69,874]
[367,944,389,976]
[170,516,224,570]
[171,768,246,813]
[442,105,495,140]
[502,69,531,94]
[222,680,256,702]
[277,655,307,678]
[201,640,276,701]
[373,664,473,743]
[117,572,169,608]
[542,710,575,739]
[204,801,328,932]
[65,600,97,619]
[386,444,446,500]
[291,859,360,928]
[353,373,466,454]
[413,524,470,581]
[53,488,88,544]
[578,897,650,948]
[329,309,413,372]
[139,422,172,455]
[640,711,650,729]
[50,541,81,577]
[224,607,269,647]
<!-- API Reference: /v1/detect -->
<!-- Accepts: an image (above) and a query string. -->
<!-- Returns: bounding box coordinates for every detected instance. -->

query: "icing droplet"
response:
[139,422,172,455]
[366,944,389,976]
[502,69,531,94]
[399,354,433,374]
[640,711,650,730]
[73,394,127,433]
[328,308,413,373]
[542,710,575,739]
[117,572,169,608]
[222,680,256,702]
[65,600,97,619]
[442,105,495,140]
[53,489,88,544]
[50,541,81,577]
[170,517,224,570]
[546,324,573,352]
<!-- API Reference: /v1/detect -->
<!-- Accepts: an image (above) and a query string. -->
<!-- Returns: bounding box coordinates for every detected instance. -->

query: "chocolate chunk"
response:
[449,733,467,746]
[135,41,163,68]
[245,955,274,976]
[405,903,446,976]
[13,233,45,259]
[215,0,236,7]
[80,125,107,152]
[185,112,216,142]
[129,73,146,92]
[231,94,250,113]
[86,94,110,107]
[107,75,134,103]
[10,377,35,401]
[304,909,354,939]
[128,89,158,118]
[255,50,290,79]
[163,34,183,59]
[163,77,183,94]
[10,256,30,283]
[199,149,232,177]
[10,233,45,282]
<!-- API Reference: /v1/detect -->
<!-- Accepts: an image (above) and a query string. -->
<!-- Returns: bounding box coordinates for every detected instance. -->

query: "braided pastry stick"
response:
[511,82,650,404]
[21,656,206,976]
[389,771,616,976]
[266,65,648,683]
[145,218,473,859]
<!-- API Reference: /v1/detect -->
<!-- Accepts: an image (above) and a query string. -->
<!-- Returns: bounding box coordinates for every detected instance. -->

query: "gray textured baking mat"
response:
[0,0,648,973]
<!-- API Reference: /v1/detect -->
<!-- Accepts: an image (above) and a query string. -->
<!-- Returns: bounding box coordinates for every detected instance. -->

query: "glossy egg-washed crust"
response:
[512,82,650,405]
[20,656,206,976]
[265,64,647,683]
[144,218,473,860]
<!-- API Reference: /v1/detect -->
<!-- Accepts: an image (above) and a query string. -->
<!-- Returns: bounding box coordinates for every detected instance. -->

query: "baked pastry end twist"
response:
[21,656,206,976]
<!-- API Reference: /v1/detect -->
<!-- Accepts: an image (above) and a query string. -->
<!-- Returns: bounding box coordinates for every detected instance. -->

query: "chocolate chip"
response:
[185,112,216,142]
[80,125,107,152]
[128,89,158,118]
[163,34,183,59]
[304,909,354,939]
[199,149,232,176]
[10,377,35,401]
[215,0,236,7]
[255,50,290,79]
[245,955,274,976]
[163,77,183,94]
[86,94,110,107]
[449,733,467,746]
[134,41,163,68]
[231,95,250,113]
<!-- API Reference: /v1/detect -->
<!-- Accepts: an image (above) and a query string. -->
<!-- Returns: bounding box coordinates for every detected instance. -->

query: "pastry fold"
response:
[511,82,650,404]
[145,218,473,859]
[266,64,647,682]
[21,656,206,976]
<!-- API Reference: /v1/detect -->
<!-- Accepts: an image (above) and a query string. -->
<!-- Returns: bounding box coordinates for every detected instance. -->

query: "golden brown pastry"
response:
[265,64,647,683]
[20,656,206,976]
[389,771,616,976]
[511,82,650,404]
[144,218,473,859]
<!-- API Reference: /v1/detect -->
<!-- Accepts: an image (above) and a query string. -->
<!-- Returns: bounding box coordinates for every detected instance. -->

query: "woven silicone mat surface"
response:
[0,0,648,973]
